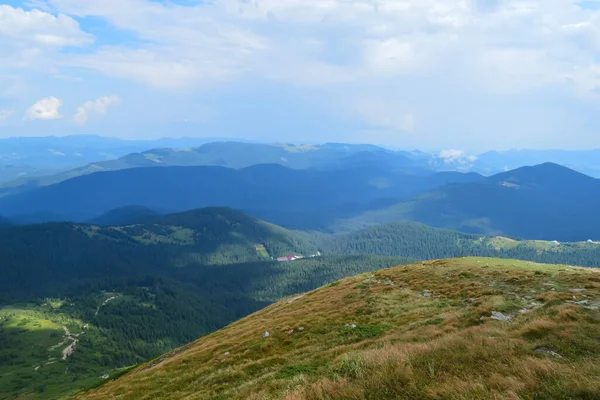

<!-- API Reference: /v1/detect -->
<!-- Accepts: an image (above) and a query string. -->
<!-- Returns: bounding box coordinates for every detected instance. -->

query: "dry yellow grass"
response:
[73,257,600,400]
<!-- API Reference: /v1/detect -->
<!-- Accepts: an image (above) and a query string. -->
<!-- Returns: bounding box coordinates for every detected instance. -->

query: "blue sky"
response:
[2,0,600,151]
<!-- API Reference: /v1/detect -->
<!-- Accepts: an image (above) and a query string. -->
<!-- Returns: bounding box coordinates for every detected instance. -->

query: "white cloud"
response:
[26,96,63,120]
[0,110,14,121]
[438,149,478,167]
[0,5,92,46]
[439,149,467,162]
[73,95,120,125]
[0,5,93,70]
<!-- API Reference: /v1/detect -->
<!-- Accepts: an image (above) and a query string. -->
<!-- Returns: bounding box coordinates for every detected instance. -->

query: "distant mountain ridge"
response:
[475,148,600,177]
[0,163,483,226]
[0,135,238,186]
[340,163,600,241]
[0,141,426,191]
[2,162,599,241]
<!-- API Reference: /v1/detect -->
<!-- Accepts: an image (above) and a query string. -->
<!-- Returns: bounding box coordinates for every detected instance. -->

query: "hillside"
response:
[75,257,600,400]
[0,207,315,299]
[339,163,600,241]
[0,164,482,225]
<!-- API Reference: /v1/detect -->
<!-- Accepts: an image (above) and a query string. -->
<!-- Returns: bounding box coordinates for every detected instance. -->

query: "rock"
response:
[465,298,476,304]
[534,346,563,359]
[263,331,270,339]
[287,329,295,335]
[287,295,304,304]
[422,290,432,297]
[351,324,357,329]
[224,352,230,356]
[298,327,305,331]
[490,311,513,322]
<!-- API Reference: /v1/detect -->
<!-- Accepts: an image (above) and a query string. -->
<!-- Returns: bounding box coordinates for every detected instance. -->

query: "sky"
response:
[1,0,600,151]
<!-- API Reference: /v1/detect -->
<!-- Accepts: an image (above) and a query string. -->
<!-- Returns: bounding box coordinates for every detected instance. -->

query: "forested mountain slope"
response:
[0,207,314,300]
[320,222,600,266]
[76,257,600,400]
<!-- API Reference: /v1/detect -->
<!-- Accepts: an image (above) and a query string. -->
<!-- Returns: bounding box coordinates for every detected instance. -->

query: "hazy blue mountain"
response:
[396,148,600,177]
[1,142,429,191]
[338,163,600,241]
[0,164,483,226]
[474,149,600,177]
[0,135,231,185]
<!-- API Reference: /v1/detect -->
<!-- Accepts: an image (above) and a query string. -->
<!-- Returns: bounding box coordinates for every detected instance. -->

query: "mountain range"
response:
[3,136,600,399]
[336,163,600,241]
[1,160,599,241]
[0,142,426,191]
[0,136,240,185]
[5,138,600,192]
[0,163,482,227]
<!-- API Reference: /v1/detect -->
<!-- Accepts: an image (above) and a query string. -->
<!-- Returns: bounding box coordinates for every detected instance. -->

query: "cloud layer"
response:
[3,1,600,148]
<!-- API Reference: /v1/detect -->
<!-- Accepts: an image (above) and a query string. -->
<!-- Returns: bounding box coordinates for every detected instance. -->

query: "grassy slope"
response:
[76,257,600,400]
